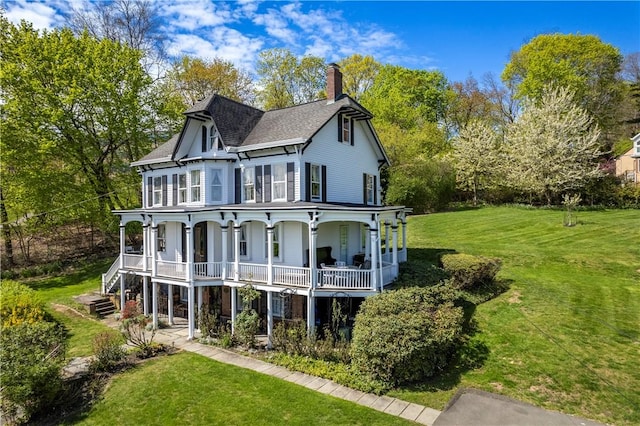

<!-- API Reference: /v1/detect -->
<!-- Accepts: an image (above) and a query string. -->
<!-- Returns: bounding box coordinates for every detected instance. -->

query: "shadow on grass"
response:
[406,247,457,265]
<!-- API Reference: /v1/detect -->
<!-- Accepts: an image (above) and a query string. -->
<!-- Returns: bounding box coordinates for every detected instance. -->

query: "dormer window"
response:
[210,126,222,151]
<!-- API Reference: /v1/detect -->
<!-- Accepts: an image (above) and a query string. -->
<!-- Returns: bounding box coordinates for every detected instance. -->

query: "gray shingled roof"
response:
[132,94,372,165]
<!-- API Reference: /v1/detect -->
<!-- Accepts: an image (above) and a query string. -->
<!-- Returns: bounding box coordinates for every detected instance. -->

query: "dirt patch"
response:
[508,290,522,304]
[490,382,504,391]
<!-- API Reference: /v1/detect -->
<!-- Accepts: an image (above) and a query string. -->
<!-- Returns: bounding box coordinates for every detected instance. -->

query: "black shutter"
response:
[234,168,241,203]
[362,173,367,205]
[321,165,327,202]
[264,165,271,202]
[350,119,354,146]
[147,176,152,207]
[201,126,207,152]
[172,174,177,206]
[161,175,168,206]
[286,162,294,202]
[374,175,378,205]
[337,113,343,142]
[305,162,311,202]
[255,165,263,203]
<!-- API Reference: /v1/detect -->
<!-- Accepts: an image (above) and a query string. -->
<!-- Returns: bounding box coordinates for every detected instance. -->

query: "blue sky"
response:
[3,1,639,83]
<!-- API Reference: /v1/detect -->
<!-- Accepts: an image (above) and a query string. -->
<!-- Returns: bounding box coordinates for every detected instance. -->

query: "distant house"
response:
[102,64,410,342]
[615,133,640,185]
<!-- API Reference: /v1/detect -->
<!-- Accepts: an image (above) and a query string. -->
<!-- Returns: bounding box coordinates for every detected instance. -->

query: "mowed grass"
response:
[388,206,640,425]
[74,352,413,426]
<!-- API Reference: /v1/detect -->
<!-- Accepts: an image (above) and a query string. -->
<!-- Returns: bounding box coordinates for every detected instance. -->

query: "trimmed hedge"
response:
[350,286,465,388]
[440,253,501,290]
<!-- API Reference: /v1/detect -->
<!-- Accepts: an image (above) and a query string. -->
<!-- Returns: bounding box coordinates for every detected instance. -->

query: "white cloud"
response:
[251,6,297,45]
[158,0,234,32]
[3,0,68,30]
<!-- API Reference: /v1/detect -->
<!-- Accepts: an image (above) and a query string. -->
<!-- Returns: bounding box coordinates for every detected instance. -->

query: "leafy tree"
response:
[503,85,604,204]
[1,19,152,234]
[502,33,624,149]
[256,48,325,109]
[362,65,450,130]
[452,119,503,205]
[338,54,381,101]
[445,75,496,137]
[165,56,256,107]
[620,52,640,134]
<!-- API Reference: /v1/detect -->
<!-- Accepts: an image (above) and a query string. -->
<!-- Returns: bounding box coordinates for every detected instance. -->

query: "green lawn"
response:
[388,206,640,425]
[73,352,413,426]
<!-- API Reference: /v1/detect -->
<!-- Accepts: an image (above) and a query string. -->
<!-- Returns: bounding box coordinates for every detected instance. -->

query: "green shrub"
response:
[396,259,449,288]
[120,315,158,358]
[440,253,502,290]
[0,321,67,424]
[350,286,465,388]
[0,280,48,327]
[91,330,126,372]
[121,300,140,320]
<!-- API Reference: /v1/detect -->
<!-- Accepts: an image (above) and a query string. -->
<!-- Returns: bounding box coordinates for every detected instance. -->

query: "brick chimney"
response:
[326,63,342,104]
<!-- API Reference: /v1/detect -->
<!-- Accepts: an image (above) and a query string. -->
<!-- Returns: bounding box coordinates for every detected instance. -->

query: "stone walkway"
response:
[103,316,441,425]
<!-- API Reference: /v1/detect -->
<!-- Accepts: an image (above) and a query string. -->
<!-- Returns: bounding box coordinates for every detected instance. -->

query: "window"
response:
[272,296,283,318]
[366,174,375,204]
[239,224,248,257]
[157,224,166,252]
[341,115,351,143]
[190,170,201,202]
[310,164,321,200]
[211,168,223,202]
[265,224,281,259]
[243,168,255,202]
[153,177,162,206]
[273,164,286,201]
[178,173,187,204]
[209,126,219,151]
[201,126,207,152]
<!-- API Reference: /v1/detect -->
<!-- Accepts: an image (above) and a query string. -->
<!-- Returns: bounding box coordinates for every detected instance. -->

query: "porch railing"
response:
[317,268,372,290]
[123,254,145,270]
[157,260,187,280]
[101,257,121,294]
[194,262,223,279]
[237,262,268,283]
[273,265,311,288]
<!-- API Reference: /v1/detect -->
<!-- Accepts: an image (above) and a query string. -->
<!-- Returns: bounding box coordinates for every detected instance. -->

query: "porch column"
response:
[364,225,371,262]
[187,285,195,339]
[370,226,379,291]
[197,286,203,315]
[167,284,174,325]
[384,221,390,258]
[392,224,399,272]
[152,281,158,328]
[142,223,149,273]
[266,291,273,348]
[119,223,125,269]
[233,225,241,282]
[221,225,228,280]
[306,295,315,336]
[119,274,126,313]
[142,276,149,316]
[230,286,237,333]
[150,225,158,277]
[185,225,193,282]
[266,226,274,285]
[402,220,407,259]
[309,225,318,289]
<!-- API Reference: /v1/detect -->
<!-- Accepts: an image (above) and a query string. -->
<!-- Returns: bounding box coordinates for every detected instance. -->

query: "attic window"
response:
[210,126,222,151]
[338,114,354,145]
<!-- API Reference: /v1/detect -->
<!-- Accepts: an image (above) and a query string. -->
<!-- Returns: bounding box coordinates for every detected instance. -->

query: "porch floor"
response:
[100,314,440,425]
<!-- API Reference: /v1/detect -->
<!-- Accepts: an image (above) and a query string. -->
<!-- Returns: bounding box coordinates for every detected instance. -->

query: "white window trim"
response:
[153,177,162,206]
[272,163,287,201]
[178,173,187,204]
[190,170,201,203]
[243,168,255,202]
[310,164,321,201]
[366,174,375,204]
[157,224,166,252]
[341,115,351,143]
[210,168,223,203]
[272,296,283,318]
[239,224,249,258]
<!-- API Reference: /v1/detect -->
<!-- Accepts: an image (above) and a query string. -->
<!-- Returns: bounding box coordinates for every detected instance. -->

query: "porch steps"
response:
[74,294,116,317]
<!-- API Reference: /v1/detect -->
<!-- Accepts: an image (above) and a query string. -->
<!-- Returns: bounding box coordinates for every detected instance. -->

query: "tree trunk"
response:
[0,186,14,268]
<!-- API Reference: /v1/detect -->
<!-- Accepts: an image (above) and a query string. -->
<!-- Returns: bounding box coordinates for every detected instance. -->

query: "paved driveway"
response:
[434,388,604,426]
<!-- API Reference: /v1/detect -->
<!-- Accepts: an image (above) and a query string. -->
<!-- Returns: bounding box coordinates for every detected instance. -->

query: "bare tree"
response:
[67,0,167,75]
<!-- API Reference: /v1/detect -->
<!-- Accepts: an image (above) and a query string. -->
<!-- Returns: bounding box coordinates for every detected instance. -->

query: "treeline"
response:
[1,1,639,268]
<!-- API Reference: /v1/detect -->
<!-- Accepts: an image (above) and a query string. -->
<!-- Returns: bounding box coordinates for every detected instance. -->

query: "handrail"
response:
[102,257,120,294]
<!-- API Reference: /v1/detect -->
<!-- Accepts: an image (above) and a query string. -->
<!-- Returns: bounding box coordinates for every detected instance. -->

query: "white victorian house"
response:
[102,64,410,341]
